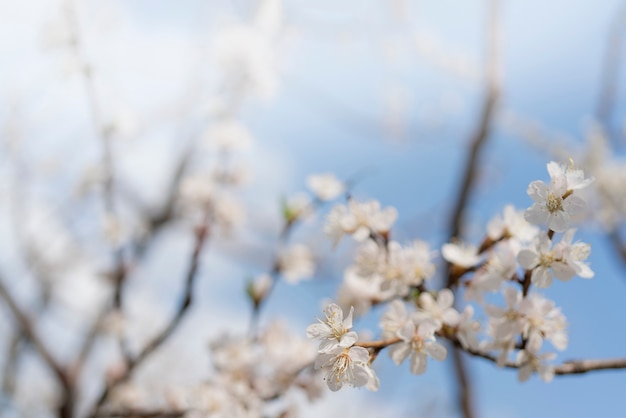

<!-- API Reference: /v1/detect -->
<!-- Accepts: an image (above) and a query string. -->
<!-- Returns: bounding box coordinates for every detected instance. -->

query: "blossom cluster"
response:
[306,304,379,391]
[304,160,595,390]
[108,321,320,418]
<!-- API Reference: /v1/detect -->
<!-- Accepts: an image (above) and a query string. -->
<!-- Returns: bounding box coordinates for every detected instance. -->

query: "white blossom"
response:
[387,320,447,375]
[518,293,568,353]
[314,346,378,392]
[487,204,539,244]
[277,244,315,283]
[466,243,517,300]
[524,161,593,232]
[307,303,358,353]
[307,173,344,201]
[353,239,436,296]
[517,230,593,288]
[380,300,410,340]
[337,267,395,317]
[517,350,556,383]
[324,200,397,245]
[485,287,524,346]
[455,305,480,350]
[442,241,482,268]
[283,192,312,221]
[415,289,459,330]
[204,119,253,153]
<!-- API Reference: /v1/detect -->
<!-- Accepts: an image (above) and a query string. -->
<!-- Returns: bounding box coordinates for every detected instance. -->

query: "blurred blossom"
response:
[277,243,315,283]
[203,119,253,153]
[306,173,344,201]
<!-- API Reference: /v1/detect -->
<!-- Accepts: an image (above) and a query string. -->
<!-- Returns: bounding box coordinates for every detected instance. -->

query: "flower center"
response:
[539,252,554,267]
[545,193,563,213]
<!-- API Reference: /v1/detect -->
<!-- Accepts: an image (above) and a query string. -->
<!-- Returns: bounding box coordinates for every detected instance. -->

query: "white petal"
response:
[350,363,371,388]
[365,367,380,392]
[324,303,344,323]
[442,309,460,326]
[548,211,570,232]
[563,195,586,217]
[306,323,330,339]
[314,353,337,369]
[326,368,343,391]
[551,332,568,351]
[531,267,553,288]
[409,352,428,375]
[353,226,371,242]
[539,366,555,383]
[518,364,532,382]
[524,205,549,226]
[552,262,576,282]
[348,346,370,363]
[574,262,594,279]
[424,342,448,361]
[318,339,340,353]
[527,180,549,202]
[342,306,354,329]
[526,331,543,353]
[517,249,539,269]
[388,342,410,365]
[339,331,358,348]
[437,288,454,308]
[397,322,415,341]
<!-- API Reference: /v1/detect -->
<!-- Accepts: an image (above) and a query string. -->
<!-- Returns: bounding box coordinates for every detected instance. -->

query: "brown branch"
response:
[554,358,626,375]
[448,337,626,376]
[356,337,402,350]
[442,1,501,417]
[93,409,185,418]
[0,276,74,418]
[88,210,212,417]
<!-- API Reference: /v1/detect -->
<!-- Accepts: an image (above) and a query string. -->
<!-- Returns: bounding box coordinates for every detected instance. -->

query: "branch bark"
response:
[0,276,74,418]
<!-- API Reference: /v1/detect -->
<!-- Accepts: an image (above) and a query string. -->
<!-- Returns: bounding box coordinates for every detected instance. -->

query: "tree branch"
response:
[0,276,74,418]
[88,209,212,417]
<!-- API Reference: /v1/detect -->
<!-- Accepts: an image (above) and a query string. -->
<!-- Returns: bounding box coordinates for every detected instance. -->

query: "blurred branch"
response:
[89,208,212,417]
[0,275,75,418]
[67,0,127,316]
[595,1,626,144]
[443,1,501,418]
[72,149,191,380]
[135,149,191,257]
[608,230,626,269]
[94,409,185,418]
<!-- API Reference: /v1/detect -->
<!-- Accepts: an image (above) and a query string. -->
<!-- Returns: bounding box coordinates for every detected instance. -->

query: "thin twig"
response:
[89,209,212,417]
[0,276,74,418]
[448,338,626,376]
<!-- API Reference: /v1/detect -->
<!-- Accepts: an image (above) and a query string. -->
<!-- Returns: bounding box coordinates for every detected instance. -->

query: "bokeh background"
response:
[1,0,626,417]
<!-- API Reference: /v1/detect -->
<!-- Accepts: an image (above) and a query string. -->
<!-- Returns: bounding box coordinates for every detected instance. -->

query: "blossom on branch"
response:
[324,199,397,245]
[314,345,379,392]
[524,161,593,232]
[517,229,593,288]
[307,173,345,201]
[306,303,358,353]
